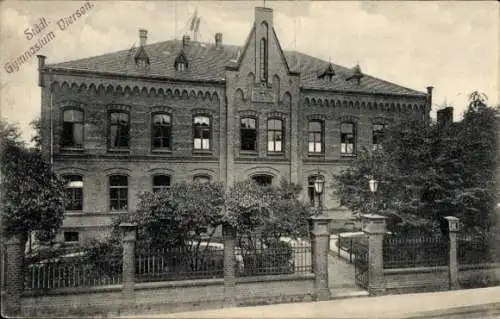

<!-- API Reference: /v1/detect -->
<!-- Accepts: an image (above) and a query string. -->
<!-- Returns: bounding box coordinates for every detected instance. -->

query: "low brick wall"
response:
[459,263,500,288]
[20,274,315,316]
[236,273,315,306]
[383,266,450,294]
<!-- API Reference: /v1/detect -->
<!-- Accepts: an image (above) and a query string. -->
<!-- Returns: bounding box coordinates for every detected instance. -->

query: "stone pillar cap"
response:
[308,215,332,222]
[444,216,459,221]
[119,222,137,228]
[361,214,387,220]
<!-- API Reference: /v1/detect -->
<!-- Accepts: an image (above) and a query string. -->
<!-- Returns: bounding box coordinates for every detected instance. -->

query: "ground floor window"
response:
[64,231,79,243]
[252,174,273,186]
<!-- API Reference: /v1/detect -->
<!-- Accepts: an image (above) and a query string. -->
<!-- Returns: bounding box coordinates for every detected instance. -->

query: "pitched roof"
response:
[48,39,426,96]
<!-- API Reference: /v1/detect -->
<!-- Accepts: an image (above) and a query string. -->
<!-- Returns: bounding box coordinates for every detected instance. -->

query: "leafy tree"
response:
[334,92,499,234]
[1,119,66,247]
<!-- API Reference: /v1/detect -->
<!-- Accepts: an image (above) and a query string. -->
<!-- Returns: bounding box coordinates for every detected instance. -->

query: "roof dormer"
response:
[346,64,364,85]
[318,62,335,81]
[134,29,150,69]
[174,50,189,72]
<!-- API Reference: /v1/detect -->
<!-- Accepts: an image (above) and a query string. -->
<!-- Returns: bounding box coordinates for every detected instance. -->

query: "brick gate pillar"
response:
[309,215,332,301]
[4,234,24,316]
[444,216,460,290]
[120,223,137,311]
[223,224,236,308]
[362,214,387,295]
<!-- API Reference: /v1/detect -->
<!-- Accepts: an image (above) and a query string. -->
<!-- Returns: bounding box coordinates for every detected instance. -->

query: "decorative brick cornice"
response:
[306,114,327,121]
[103,167,132,176]
[107,104,131,112]
[337,115,359,123]
[266,111,286,120]
[191,108,216,116]
[49,77,221,104]
[238,110,260,118]
[150,106,174,114]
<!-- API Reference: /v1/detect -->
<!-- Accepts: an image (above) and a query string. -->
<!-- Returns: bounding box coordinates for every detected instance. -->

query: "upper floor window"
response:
[308,120,323,153]
[62,109,84,148]
[340,122,356,155]
[260,38,268,82]
[372,124,385,151]
[152,174,171,193]
[267,119,283,153]
[109,112,129,149]
[109,175,128,211]
[193,116,211,151]
[240,117,257,151]
[63,175,83,211]
[193,174,211,184]
[152,114,172,150]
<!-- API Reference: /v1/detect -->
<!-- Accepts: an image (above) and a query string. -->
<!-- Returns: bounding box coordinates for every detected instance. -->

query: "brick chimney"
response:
[139,29,147,47]
[215,33,223,49]
[437,107,453,127]
[36,55,46,87]
[182,35,191,47]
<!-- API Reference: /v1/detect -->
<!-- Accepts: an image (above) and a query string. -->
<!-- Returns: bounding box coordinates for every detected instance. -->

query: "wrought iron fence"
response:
[458,233,497,265]
[135,244,224,282]
[383,235,448,269]
[352,234,369,289]
[338,233,366,263]
[25,255,122,290]
[234,234,312,277]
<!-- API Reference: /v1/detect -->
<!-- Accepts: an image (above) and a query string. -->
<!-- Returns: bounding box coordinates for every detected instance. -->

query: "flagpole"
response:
[174,2,177,39]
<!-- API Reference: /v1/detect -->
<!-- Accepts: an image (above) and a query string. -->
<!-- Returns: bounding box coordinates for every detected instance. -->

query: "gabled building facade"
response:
[37,7,433,244]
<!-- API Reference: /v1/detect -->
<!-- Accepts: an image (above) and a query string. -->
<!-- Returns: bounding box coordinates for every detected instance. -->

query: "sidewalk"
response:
[122,287,500,318]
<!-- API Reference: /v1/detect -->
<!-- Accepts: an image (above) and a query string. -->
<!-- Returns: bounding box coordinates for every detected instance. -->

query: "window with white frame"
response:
[193,116,211,151]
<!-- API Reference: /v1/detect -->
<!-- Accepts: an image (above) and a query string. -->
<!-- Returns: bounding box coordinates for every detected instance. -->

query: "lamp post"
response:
[314,174,325,214]
[368,177,378,214]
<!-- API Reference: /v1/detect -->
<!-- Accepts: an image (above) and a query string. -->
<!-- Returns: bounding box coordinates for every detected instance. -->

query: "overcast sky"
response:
[1,1,498,143]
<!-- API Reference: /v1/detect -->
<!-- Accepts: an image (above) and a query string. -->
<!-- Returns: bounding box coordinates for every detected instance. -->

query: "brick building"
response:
[37,7,433,244]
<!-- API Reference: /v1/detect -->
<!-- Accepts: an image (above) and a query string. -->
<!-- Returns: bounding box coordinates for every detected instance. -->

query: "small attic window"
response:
[177,62,186,72]
[346,64,364,85]
[174,51,189,72]
[134,46,150,70]
[318,63,335,82]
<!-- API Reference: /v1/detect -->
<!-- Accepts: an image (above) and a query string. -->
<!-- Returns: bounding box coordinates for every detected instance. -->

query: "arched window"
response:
[109,112,130,149]
[109,175,128,211]
[308,120,323,153]
[267,119,283,153]
[152,113,172,150]
[152,174,171,193]
[193,116,211,151]
[63,175,83,211]
[62,109,84,148]
[240,117,257,151]
[260,38,268,82]
[252,174,273,186]
[193,174,211,184]
[372,123,385,151]
[340,122,356,155]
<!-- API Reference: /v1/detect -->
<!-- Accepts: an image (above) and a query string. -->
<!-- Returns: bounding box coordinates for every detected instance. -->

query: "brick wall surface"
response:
[383,268,450,294]
[20,276,314,317]
[39,8,430,243]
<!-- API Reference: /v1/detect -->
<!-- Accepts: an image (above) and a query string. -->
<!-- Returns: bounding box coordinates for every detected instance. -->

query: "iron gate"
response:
[354,237,369,289]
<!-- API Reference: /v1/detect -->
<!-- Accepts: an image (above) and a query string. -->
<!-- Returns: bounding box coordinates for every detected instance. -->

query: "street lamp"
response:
[368,178,378,193]
[368,177,378,214]
[314,174,325,212]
